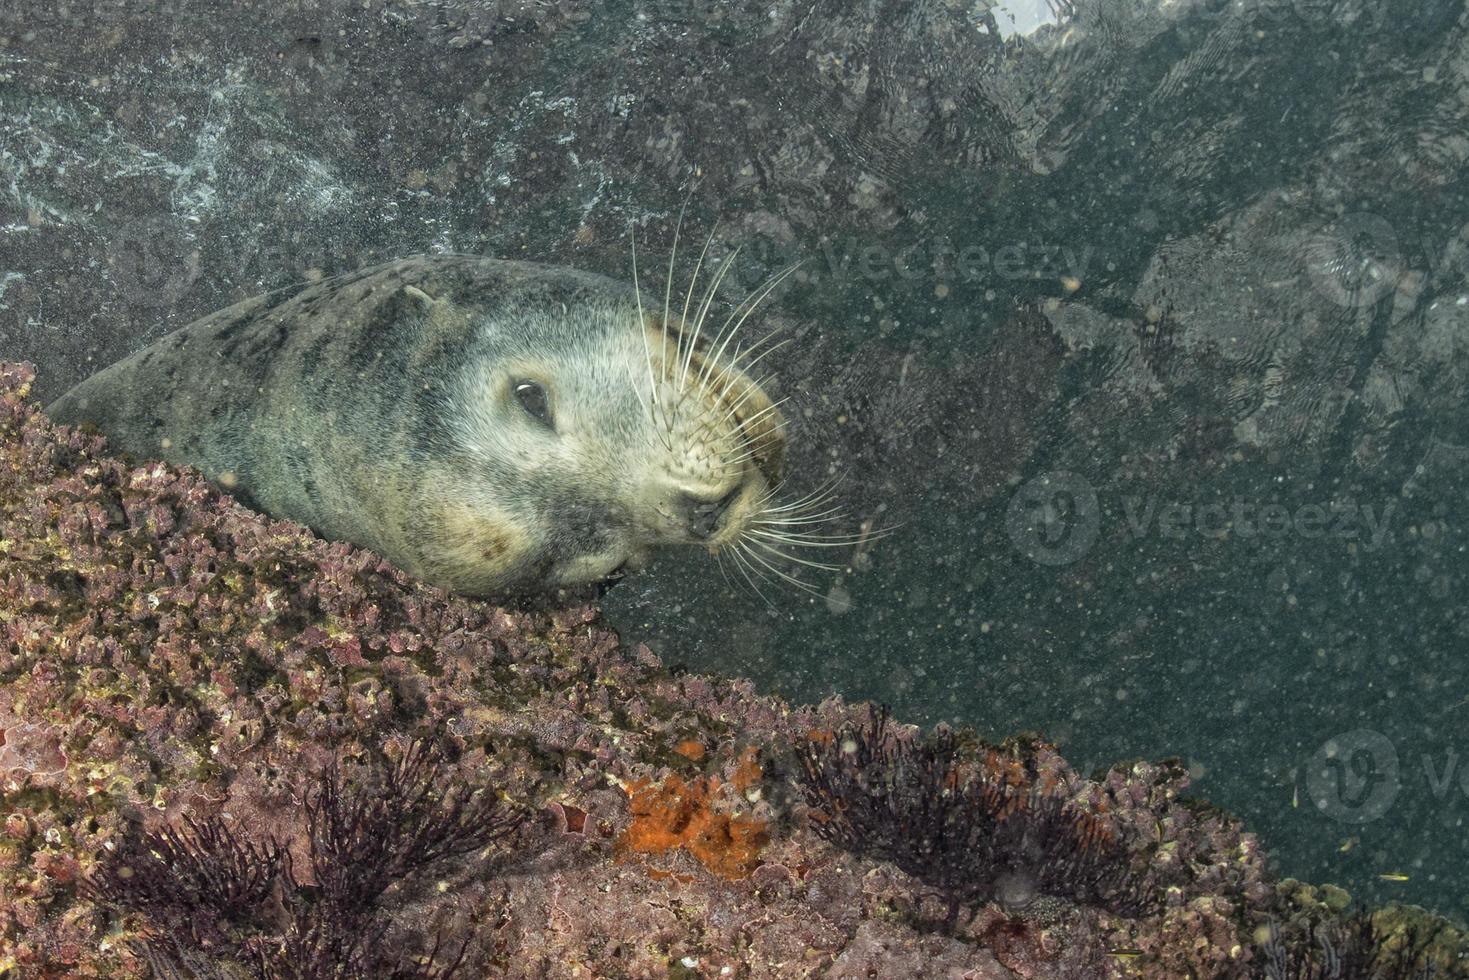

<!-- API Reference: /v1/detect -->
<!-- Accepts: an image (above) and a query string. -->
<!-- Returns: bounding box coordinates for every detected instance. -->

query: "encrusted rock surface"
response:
[1,359,1464,978]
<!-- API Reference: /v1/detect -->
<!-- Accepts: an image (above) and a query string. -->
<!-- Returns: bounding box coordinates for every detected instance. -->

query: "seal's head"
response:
[47,249,844,600]
[412,255,798,596]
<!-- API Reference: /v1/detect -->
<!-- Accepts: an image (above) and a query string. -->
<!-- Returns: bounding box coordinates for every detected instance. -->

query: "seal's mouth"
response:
[642,320,876,598]
[594,562,630,597]
[624,234,878,597]
[637,325,788,549]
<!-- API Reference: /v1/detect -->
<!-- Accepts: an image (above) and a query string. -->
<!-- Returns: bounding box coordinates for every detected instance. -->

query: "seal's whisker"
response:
[740,541,826,594]
[682,242,744,399]
[714,548,737,592]
[710,375,783,432]
[754,518,850,536]
[759,526,867,546]
[752,512,854,533]
[713,397,790,457]
[696,262,802,393]
[720,449,760,469]
[630,235,678,454]
[748,486,791,518]
[761,472,847,514]
[748,537,844,571]
[749,527,870,548]
[728,543,777,605]
[677,223,721,398]
[720,390,787,431]
[725,334,791,380]
[682,376,784,450]
[661,200,692,397]
[699,278,778,389]
[629,225,661,415]
[709,421,787,472]
[754,499,846,522]
[772,508,857,536]
[721,447,781,474]
[749,493,846,534]
[701,260,802,367]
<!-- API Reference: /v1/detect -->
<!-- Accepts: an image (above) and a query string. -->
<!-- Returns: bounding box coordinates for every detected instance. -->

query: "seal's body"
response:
[49,255,788,596]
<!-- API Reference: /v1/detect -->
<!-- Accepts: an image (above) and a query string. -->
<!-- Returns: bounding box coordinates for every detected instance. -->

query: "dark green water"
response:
[608,0,1469,923]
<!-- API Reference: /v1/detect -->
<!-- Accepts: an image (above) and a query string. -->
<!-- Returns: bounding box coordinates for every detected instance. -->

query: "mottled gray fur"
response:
[49,255,786,595]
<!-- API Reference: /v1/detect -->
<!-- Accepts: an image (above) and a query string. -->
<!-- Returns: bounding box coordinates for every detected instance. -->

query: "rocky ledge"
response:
[0,361,1463,978]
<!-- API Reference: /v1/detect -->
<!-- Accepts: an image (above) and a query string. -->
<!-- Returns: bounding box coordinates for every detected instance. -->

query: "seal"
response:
[48,252,808,596]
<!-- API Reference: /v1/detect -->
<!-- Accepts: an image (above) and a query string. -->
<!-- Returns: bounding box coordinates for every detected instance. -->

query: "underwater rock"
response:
[1,359,1465,977]
[9,2,1469,918]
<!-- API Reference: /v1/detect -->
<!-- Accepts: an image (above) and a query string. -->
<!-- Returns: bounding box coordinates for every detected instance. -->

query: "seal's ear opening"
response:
[380,283,442,322]
[399,284,438,311]
[388,284,476,373]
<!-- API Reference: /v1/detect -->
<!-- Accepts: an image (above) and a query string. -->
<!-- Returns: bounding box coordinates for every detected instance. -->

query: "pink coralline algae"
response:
[1,359,1465,978]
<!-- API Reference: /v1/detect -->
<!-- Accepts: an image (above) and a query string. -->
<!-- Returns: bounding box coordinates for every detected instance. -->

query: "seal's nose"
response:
[679,487,740,540]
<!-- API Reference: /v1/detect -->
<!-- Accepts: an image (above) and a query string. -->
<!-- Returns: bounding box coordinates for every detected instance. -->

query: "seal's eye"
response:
[513,379,554,429]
